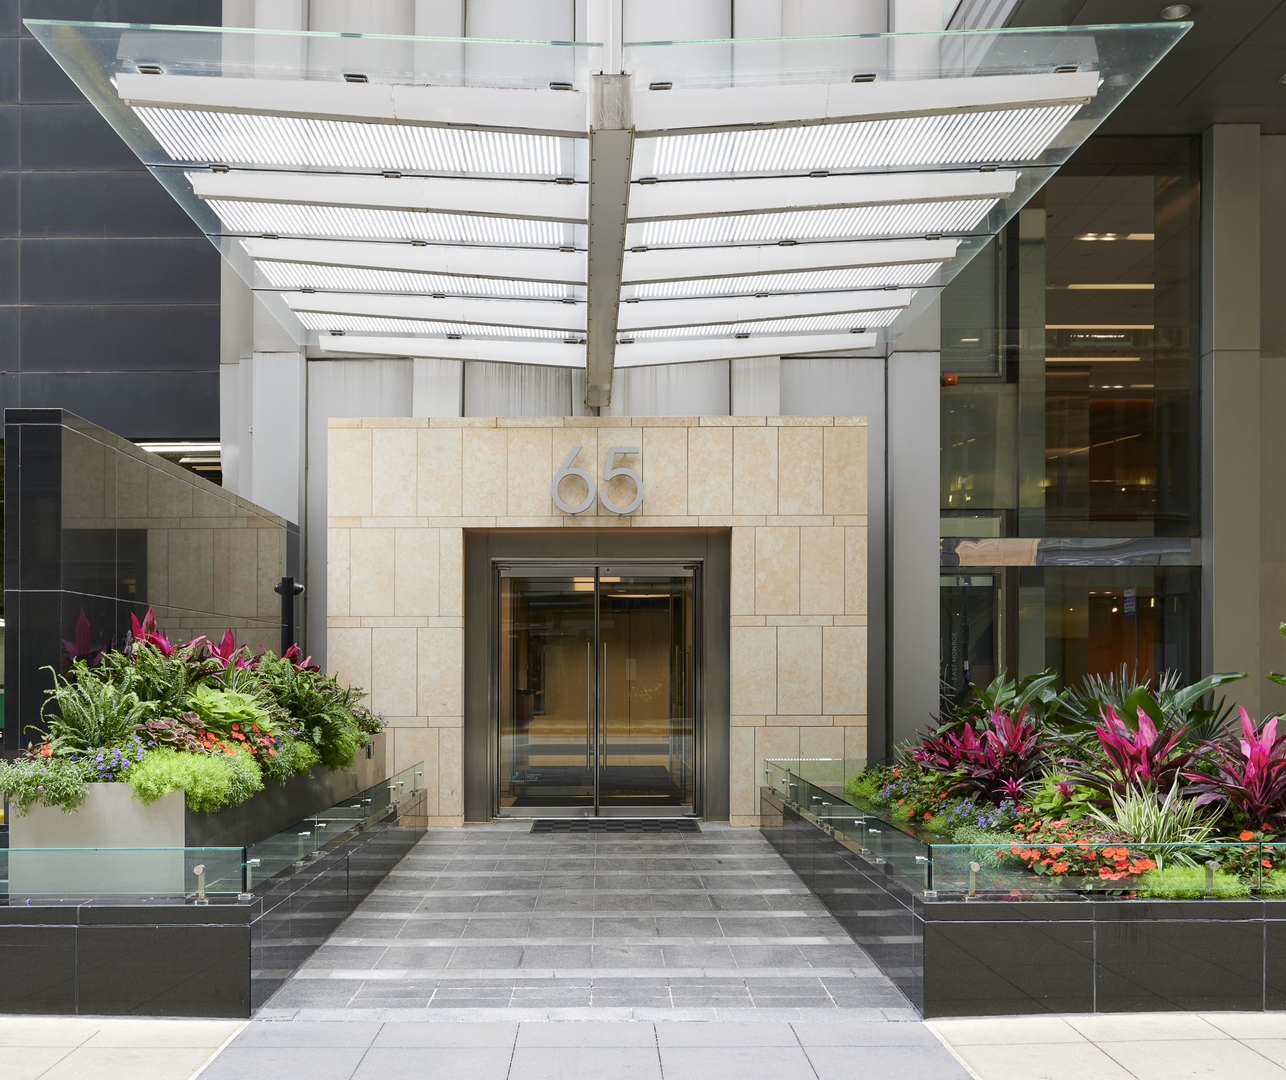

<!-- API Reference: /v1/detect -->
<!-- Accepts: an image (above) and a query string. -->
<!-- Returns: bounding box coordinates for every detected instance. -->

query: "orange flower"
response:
[1241,831,1255,841]
[1047,845,1064,856]
[40,746,51,758]
[923,812,932,821]
[1264,859,1274,869]
[1051,861,1069,874]
[1010,845,1022,855]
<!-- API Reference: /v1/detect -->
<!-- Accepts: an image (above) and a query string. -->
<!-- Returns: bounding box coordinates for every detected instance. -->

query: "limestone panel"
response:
[777,426,824,515]
[729,726,757,819]
[330,426,373,517]
[418,626,464,716]
[755,726,801,779]
[730,626,777,715]
[370,627,418,717]
[327,627,372,696]
[730,526,755,617]
[418,426,463,517]
[594,438,642,518]
[823,625,867,716]
[799,527,845,615]
[371,428,418,517]
[506,427,554,517]
[394,527,439,618]
[732,426,778,515]
[777,626,822,715]
[349,528,395,616]
[823,424,867,516]
[800,726,844,760]
[842,723,869,761]
[687,426,733,515]
[438,528,464,617]
[462,428,507,516]
[439,727,464,819]
[641,426,688,516]
[328,527,350,617]
[391,727,439,813]
[227,529,258,618]
[845,527,868,616]
[754,527,799,615]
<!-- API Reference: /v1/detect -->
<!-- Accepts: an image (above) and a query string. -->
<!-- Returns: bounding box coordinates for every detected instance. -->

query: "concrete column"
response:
[247,352,307,524]
[1201,124,1261,713]
[412,358,464,417]
[1261,134,1286,715]
[730,356,781,416]
[888,347,941,747]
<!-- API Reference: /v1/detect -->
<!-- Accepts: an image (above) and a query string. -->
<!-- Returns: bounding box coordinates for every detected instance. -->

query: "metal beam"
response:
[241,237,586,284]
[627,170,1018,221]
[616,289,913,331]
[584,73,633,408]
[621,237,958,284]
[116,73,590,138]
[614,331,877,367]
[314,334,586,367]
[632,70,1098,136]
[190,171,587,223]
[280,291,585,332]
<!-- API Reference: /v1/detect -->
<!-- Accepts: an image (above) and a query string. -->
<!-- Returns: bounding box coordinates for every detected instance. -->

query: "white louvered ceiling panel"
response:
[254,260,581,299]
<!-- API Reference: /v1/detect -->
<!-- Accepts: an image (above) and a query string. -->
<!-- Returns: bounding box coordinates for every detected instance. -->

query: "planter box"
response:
[9,733,389,897]
[761,785,1286,1016]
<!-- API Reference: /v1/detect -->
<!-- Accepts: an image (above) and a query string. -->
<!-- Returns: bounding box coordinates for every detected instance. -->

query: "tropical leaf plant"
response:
[1068,704,1198,798]
[1184,708,1286,829]
[914,707,1049,803]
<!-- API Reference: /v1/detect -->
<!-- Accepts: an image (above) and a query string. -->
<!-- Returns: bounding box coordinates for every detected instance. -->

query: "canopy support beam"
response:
[584,73,633,408]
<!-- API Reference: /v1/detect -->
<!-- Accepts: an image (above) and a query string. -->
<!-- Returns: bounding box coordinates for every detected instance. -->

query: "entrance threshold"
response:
[530,818,701,834]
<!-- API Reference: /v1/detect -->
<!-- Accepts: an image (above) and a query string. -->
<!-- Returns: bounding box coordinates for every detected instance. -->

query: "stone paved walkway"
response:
[259,821,915,1020]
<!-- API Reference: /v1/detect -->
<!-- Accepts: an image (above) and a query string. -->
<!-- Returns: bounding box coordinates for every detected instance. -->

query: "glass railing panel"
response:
[3,846,243,898]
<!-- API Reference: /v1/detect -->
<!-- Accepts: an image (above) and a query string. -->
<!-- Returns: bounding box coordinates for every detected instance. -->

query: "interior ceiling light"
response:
[26,19,1187,398]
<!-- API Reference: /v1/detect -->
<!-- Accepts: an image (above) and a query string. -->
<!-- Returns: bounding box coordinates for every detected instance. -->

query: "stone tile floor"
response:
[258,821,913,1020]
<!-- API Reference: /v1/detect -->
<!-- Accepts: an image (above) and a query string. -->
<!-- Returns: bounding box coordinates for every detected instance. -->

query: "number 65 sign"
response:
[551,445,643,515]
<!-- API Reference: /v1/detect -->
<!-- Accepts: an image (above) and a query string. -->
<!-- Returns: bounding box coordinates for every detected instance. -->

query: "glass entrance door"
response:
[498,564,695,816]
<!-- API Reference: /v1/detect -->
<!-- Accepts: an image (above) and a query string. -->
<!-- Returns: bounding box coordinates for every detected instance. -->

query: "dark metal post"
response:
[273,577,305,656]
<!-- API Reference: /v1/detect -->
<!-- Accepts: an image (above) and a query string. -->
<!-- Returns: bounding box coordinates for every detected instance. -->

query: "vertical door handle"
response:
[586,640,593,769]
[601,642,608,765]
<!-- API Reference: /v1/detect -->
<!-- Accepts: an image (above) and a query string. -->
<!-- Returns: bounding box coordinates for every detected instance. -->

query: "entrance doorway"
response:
[497,563,697,816]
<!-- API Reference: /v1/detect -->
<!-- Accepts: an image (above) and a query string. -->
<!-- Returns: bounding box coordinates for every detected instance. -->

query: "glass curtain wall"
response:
[939,137,1201,698]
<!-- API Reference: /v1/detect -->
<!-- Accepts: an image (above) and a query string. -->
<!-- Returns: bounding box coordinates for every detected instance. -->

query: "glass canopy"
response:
[26,19,1188,405]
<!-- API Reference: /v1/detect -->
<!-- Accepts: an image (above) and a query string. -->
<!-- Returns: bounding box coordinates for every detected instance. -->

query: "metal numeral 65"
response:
[551,445,643,515]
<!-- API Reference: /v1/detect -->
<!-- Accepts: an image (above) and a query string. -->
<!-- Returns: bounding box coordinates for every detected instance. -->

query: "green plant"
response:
[128,746,263,812]
[1087,778,1216,851]
[42,664,154,755]
[1134,864,1249,898]
[1028,773,1097,821]
[0,754,97,815]
[185,684,274,736]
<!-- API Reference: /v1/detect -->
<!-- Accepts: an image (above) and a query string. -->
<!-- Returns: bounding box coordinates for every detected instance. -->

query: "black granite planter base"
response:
[760,787,1286,1018]
[0,818,424,1017]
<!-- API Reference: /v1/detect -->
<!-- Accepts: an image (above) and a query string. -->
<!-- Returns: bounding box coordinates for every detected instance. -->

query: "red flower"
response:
[1264,859,1274,869]
[231,723,240,731]
[1241,831,1255,842]
[1051,861,1069,874]
[923,812,932,821]
[40,746,51,758]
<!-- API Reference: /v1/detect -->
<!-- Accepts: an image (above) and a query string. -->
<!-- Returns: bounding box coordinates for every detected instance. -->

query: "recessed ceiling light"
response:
[1160,4,1191,18]
[1279,74,1286,85]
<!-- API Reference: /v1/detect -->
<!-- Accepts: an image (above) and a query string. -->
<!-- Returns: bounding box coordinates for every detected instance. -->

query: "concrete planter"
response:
[8,732,389,897]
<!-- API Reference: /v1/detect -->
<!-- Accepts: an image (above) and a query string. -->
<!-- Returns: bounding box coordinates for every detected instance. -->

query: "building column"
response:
[1260,134,1286,715]
[1201,124,1261,713]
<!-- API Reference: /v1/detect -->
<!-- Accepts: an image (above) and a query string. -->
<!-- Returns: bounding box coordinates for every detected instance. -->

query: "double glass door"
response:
[498,564,696,815]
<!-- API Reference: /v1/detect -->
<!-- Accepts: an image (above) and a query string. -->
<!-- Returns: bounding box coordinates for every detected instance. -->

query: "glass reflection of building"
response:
[940,136,1202,698]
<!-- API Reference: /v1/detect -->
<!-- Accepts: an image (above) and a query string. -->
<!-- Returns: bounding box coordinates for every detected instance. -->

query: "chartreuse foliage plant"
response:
[0,609,383,815]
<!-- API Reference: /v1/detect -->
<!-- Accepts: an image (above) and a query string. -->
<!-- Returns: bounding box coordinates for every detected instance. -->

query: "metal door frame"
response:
[491,558,702,819]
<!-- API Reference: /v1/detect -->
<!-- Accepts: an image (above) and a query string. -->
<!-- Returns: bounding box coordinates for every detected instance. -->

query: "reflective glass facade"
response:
[939,137,1202,695]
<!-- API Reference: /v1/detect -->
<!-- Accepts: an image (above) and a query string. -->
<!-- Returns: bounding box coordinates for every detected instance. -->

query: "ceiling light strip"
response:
[644,104,1080,176]
[625,309,900,339]
[630,262,939,298]
[296,312,569,339]
[629,199,996,247]
[209,199,569,246]
[255,260,578,299]
[137,107,571,176]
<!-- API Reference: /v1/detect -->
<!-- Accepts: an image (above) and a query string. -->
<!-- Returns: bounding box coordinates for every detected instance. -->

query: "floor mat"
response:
[529,818,701,833]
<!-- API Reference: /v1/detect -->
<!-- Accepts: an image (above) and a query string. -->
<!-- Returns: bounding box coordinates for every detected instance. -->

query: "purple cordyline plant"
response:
[914,707,1046,803]
[1071,704,1196,797]
[1184,707,1286,828]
